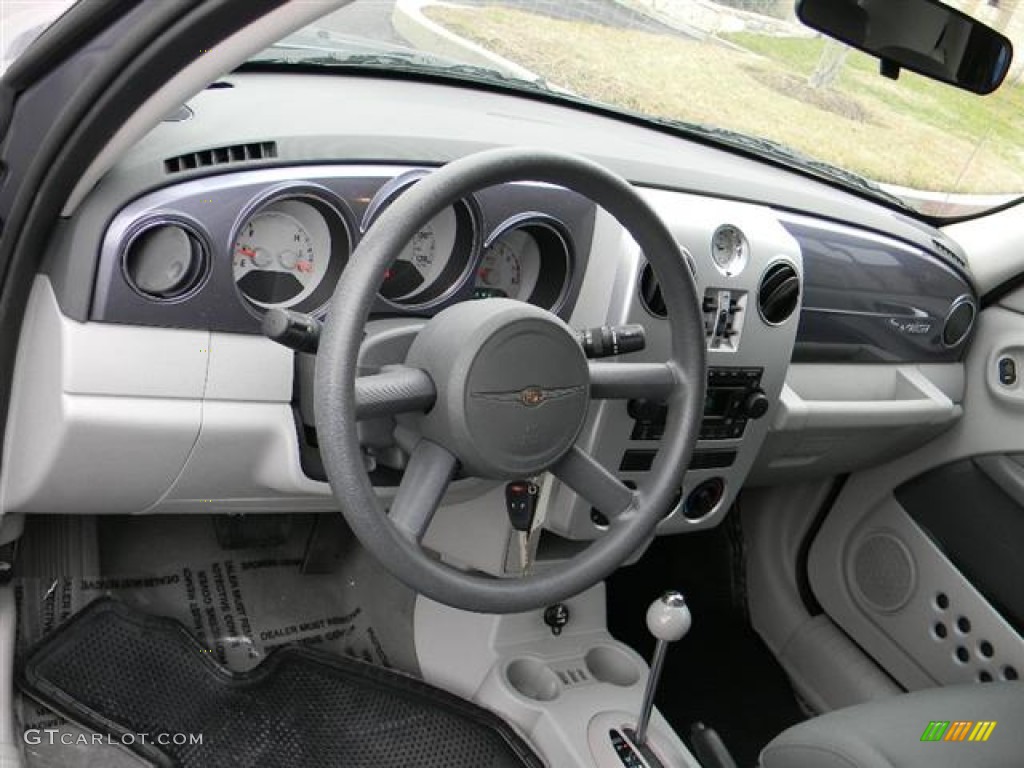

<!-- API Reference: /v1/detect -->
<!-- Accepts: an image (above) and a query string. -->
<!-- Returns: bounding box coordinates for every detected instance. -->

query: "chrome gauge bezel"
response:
[230,184,353,317]
[119,213,212,303]
[710,223,750,277]
[363,171,483,311]
[941,294,977,348]
[479,213,573,313]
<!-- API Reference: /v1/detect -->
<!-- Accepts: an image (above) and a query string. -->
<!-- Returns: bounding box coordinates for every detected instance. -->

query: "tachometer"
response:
[475,217,572,311]
[233,197,345,313]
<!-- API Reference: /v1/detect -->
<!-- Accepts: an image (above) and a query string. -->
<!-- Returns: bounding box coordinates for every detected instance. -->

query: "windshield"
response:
[260,1,1021,218]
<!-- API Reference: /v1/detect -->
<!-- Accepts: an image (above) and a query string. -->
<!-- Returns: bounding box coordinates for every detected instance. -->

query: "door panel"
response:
[807,291,1024,691]
[896,458,1024,637]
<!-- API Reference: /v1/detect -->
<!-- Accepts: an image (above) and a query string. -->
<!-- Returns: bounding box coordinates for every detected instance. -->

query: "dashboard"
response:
[0,72,977,571]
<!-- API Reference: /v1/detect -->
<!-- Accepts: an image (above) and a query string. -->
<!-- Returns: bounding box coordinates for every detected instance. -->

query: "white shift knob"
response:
[646,591,691,642]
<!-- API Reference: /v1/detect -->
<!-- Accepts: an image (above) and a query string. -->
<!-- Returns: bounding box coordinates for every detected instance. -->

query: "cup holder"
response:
[506,657,561,701]
[584,645,641,687]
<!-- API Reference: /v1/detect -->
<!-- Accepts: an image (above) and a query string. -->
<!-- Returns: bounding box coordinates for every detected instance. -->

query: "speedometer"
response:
[379,208,458,303]
[364,174,480,308]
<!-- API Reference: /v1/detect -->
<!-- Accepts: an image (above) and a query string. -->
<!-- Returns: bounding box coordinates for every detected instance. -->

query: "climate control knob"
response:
[741,389,770,419]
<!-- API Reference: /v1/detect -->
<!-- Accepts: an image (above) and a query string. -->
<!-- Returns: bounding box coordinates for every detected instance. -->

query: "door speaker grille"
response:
[852,531,916,612]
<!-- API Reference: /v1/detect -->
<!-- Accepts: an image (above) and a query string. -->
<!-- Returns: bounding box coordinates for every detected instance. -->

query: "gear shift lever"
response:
[634,591,691,747]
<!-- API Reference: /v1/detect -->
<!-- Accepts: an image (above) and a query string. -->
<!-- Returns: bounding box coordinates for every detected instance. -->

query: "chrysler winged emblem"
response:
[472,384,585,407]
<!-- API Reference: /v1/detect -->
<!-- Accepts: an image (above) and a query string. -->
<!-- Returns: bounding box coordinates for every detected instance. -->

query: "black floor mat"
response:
[607,515,805,768]
[19,598,541,768]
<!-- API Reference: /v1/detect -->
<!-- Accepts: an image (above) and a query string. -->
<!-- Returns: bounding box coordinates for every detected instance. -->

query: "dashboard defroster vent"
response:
[757,261,800,325]
[639,262,667,318]
[164,141,278,174]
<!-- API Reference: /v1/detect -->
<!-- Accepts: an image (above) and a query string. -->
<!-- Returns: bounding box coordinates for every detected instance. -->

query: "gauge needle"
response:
[296,261,313,274]
[237,246,257,259]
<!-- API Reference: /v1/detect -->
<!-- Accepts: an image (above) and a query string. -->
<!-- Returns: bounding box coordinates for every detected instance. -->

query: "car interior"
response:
[0,0,1022,766]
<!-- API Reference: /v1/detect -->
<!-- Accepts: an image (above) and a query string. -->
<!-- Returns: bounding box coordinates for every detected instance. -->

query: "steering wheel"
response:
[315,147,706,614]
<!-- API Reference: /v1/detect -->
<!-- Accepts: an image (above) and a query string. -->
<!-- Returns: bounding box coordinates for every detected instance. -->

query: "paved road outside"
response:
[317,1,405,46]
[455,0,692,37]
[317,0,692,46]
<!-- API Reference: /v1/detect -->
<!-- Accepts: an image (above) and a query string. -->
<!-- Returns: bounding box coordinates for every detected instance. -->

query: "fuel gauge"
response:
[232,193,349,314]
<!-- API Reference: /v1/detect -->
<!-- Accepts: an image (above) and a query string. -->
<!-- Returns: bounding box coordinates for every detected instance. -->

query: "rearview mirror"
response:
[796,0,1013,94]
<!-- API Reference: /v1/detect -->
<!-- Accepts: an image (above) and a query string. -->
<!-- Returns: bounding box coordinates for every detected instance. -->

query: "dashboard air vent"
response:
[943,296,976,347]
[639,262,667,318]
[638,254,695,319]
[758,262,800,325]
[164,141,277,174]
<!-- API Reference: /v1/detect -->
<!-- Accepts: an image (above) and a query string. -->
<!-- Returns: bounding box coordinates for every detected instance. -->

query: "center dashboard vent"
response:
[757,261,800,325]
[638,252,697,319]
[639,262,667,318]
[164,141,278,174]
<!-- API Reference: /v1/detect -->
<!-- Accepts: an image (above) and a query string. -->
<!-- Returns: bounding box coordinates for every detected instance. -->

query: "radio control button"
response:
[741,389,770,419]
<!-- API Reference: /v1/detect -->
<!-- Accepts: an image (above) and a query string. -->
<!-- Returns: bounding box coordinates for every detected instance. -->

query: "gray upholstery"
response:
[761,682,1024,768]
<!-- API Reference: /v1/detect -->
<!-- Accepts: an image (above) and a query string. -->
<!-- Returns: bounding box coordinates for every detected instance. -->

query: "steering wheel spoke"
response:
[388,439,458,542]
[551,445,638,521]
[589,361,677,400]
[355,365,436,419]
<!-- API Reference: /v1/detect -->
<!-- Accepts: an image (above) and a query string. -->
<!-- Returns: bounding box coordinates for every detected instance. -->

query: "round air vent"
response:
[758,261,800,325]
[639,262,667,318]
[122,221,208,301]
[638,253,695,319]
[943,296,976,347]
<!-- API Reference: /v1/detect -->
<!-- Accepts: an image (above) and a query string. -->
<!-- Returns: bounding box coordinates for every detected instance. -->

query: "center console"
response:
[545,190,804,540]
[414,585,703,768]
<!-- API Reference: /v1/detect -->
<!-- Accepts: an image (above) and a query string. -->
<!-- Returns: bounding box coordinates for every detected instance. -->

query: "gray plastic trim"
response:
[414,583,701,768]
[742,483,901,713]
[815,496,1024,688]
[750,363,963,484]
[807,295,1024,690]
[548,187,802,538]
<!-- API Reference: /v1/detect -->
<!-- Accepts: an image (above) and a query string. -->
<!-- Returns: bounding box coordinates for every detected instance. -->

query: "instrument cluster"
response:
[102,166,588,332]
